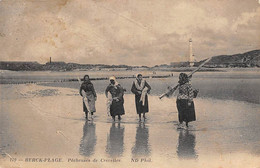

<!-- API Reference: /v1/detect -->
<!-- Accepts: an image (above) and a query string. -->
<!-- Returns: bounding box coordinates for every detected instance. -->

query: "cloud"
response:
[231,7,260,32]
[0,0,259,66]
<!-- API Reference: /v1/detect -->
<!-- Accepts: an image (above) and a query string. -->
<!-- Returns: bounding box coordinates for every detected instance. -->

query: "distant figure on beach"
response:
[80,75,97,120]
[176,73,196,129]
[131,73,151,121]
[105,76,125,121]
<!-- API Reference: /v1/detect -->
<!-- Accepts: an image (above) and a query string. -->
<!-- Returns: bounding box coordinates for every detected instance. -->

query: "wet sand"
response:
[0,84,260,168]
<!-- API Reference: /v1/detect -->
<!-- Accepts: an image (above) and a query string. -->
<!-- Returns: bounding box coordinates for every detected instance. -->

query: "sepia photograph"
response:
[0,0,260,168]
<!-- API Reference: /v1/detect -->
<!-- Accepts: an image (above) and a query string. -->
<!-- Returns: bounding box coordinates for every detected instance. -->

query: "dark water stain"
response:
[27,89,60,97]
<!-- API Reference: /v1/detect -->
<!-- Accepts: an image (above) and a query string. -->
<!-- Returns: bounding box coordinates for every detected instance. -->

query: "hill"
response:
[196,50,260,68]
[0,49,259,71]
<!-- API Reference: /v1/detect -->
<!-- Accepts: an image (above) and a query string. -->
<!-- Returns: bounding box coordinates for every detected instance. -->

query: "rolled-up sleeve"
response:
[90,84,97,97]
[145,81,151,93]
[131,82,138,95]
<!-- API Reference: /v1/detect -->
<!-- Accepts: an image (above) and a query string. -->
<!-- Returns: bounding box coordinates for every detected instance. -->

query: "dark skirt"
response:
[135,94,149,114]
[176,99,196,123]
[110,100,125,116]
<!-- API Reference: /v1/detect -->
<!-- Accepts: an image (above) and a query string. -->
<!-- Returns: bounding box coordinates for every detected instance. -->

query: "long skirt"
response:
[176,99,196,123]
[83,94,96,113]
[110,100,125,116]
[135,94,149,114]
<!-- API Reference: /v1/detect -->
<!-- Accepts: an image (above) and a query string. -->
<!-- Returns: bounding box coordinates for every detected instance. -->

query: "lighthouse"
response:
[189,38,194,67]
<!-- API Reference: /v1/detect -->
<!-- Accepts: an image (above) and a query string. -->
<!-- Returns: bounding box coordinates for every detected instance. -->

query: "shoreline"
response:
[1,68,260,85]
[0,75,171,84]
[1,76,260,104]
[0,66,259,73]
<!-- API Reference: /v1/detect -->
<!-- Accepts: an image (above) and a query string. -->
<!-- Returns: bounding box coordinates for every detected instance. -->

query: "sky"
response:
[0,0,259,66]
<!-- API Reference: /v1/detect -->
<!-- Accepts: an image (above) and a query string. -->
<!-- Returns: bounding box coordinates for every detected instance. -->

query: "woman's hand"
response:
[113,97,120,102]
[137,91,142,95]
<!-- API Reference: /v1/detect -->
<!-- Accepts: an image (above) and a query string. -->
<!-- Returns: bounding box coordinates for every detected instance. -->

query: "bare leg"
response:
[112,115,115,122]
[85,112,88,119]
[90,112,93,120]
[118,115,121,120]
[139,114,141,121]
[143,113,146,120]
[177,121,184,129]
[85,112,91,121]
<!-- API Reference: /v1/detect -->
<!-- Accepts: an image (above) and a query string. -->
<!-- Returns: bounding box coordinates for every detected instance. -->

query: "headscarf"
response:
[178,73,189,85]
[136,73,142,79]
[134,73,145,90]
[109,76,119,86]
[83,75,91,84]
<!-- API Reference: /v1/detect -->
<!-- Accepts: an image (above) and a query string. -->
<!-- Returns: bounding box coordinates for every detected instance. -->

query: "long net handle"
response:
[159,57,212,99]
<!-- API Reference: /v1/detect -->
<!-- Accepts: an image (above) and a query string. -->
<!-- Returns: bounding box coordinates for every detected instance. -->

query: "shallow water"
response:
[1,85,259,156]
[40,76,260,104]
[1,70,260,167]
[3,69,257,103]
[0,68,260,104]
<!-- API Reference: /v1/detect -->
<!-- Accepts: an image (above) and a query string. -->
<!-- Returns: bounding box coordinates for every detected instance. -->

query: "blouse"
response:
[177,83,194,101]
[80,81,97,97]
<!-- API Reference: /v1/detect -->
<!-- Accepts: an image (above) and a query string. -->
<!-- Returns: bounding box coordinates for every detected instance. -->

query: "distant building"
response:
[170,62,190,67]
[44,61,67,71]
[45,61,66,65]
[189,38,196,67]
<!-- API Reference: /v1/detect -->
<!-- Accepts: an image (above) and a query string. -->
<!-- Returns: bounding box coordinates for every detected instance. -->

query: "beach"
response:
[1,70,260,168]
[1,0,260,166]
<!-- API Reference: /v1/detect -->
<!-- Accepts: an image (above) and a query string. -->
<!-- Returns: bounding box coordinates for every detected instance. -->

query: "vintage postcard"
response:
[0,0,260,168]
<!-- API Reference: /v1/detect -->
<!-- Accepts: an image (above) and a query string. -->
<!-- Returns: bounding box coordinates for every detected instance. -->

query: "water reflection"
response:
[79,121,97,157]
[106,123,125,157]
[132,123,151,157]
[177,130,197,159]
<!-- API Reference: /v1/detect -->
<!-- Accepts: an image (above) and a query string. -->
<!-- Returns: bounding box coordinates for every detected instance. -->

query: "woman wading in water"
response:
[80,75,97,121]
[176,73,196,129]
[131,74,151,121]
[105,76,125,121]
